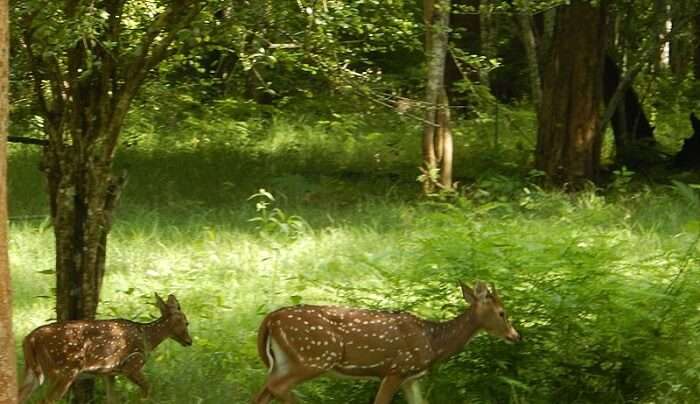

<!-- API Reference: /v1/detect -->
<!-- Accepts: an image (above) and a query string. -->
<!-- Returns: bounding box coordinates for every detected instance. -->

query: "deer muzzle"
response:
[506,327,521,343]
[178,335,193,347]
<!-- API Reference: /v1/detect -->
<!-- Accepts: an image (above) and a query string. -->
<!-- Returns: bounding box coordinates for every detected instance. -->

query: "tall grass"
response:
[9,103,700,403]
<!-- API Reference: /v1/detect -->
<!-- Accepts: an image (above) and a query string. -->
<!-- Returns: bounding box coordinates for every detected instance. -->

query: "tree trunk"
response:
[445,0,479,97]
[669,0,690,77]
[478,0,495,86]
[515,1,542,114]
[533,7,556,67]
[423,0,453,193]
[536,0,608,187]
[45,151,125,322]
[694,13,700,79]
[602,54,655,164]
[437,88,453,188]
[41,126,126,404]
[0,0,17,401]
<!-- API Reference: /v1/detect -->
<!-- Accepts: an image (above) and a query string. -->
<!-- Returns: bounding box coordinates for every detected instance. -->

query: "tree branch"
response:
[7,136,49,146]
[20,14,66,148]
[103,2,205,161]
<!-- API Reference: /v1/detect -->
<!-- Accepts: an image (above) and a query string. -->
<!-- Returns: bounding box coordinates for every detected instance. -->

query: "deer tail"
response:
[18,335,43,402]
[257,314,273,370]
[22,335,43,383]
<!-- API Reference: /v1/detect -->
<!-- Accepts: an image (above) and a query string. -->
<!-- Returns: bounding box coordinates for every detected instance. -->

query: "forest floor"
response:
[8,108,700,403]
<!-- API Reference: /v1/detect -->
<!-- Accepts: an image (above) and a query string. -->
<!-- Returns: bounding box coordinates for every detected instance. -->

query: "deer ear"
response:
[460,281,478,304]
[489,283,502,302]
[167,294,181,310]
[474,281,490,301]
[155,293,168,314]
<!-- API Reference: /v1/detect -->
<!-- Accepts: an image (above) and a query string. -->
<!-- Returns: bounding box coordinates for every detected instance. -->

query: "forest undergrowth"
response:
[8,104,700,403]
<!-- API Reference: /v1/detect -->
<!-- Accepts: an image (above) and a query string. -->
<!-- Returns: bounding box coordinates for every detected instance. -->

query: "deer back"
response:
[263,305,438,377]
[26,319,146,375]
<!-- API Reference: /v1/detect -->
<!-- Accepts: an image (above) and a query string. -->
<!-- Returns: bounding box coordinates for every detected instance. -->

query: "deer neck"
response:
[428,309,481,362]
[142,317,171,351]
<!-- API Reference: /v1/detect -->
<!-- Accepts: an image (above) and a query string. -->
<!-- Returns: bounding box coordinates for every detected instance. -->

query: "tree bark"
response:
[423,0,453,193]
[602,54,655,164]
[445,0,479,95]
[670,0,690,77]
[0,0,17,401]
[478,0,495,86]
[533,7,555,68]
[515,1,542,114]
[694,13,700,79]
[535,0,608,187]
[41,94,128,404]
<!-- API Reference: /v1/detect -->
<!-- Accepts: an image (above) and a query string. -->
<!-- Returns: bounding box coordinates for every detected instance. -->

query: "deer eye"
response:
[498,311,505,318]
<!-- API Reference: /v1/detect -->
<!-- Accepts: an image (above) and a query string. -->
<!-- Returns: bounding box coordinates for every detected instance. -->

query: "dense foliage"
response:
[7,0,700,403]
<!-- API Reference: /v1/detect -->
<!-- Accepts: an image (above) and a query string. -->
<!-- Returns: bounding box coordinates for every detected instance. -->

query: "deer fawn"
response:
[253,281,520,404]
[18,293,192,404]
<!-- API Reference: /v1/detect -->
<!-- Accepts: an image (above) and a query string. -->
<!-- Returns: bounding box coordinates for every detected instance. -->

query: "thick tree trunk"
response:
[602,54,655,164]
[536,0,608,187]
[41,129,125,403]
[533,7,556,67]
[0,0,17,401]
[423,0,453,193]
[694,13,700,79]
[44,149,124,323]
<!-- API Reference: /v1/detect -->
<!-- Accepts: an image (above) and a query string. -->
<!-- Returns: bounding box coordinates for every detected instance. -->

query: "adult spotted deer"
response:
[253,281,520,404]
[18,293,192,403]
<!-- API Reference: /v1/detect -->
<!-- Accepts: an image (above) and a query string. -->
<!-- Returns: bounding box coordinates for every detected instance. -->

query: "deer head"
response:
[155,293,192,347]
[461,281,520,343]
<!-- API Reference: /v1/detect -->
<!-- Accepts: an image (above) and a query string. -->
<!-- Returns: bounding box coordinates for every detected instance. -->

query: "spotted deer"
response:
[18,293,192,404]
[253,281,520,404]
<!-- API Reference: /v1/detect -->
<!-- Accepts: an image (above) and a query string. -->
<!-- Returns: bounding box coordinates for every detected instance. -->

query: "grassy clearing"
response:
[9,107,700,403]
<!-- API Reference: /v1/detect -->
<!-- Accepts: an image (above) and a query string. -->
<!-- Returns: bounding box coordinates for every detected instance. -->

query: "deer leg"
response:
[255,363,326,404]
[252,387,274,404]
[257,370,319,404]
[266,373,299,404]
[18,369,40,403]
[373,375,404,404]
[401,378,428,404]
[104,375,117,404]
[42,371,78,404]
[125,371,151,399]
[121,352,149,399]
[254,332,327,404]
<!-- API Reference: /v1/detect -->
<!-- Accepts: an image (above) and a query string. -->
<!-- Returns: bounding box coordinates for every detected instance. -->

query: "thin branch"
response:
[7,136,49,146]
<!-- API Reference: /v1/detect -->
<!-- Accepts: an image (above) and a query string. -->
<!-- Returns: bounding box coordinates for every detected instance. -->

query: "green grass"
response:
[8,106,700,403]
